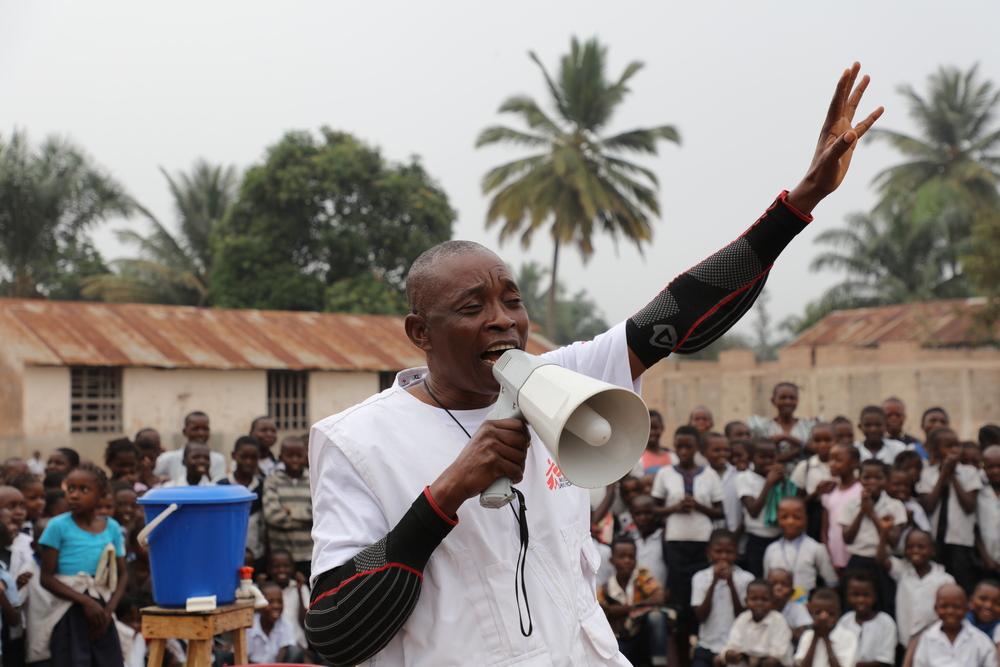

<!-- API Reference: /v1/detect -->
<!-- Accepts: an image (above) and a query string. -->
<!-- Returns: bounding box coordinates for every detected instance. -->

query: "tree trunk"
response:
[546,239,560,341]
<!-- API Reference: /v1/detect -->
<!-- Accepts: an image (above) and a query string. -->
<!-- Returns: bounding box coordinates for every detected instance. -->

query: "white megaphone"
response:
[480,349,650,509]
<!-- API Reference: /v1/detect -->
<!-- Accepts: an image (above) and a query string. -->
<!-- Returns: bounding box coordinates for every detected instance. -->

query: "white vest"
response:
[320,326,636,666]
[331,384,629,666]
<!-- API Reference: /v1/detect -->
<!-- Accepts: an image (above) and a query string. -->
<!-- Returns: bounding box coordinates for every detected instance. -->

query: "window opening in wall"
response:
[70,366,123,433]
[268,370,309,431]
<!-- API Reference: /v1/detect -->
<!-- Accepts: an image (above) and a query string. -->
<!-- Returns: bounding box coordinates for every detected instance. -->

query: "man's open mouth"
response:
[481,342,519,365]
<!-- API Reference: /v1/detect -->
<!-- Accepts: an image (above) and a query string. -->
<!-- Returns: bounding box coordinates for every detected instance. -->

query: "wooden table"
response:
[141,600,254,667]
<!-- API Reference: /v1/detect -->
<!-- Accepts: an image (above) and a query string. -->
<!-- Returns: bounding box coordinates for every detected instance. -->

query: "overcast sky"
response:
[3,1,998,335]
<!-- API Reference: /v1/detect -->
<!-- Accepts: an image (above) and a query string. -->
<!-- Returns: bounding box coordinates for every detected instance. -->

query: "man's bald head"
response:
[406,240,499,314]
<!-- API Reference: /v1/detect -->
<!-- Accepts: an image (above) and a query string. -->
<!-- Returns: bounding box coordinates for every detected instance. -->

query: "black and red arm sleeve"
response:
[304,487,457,666]
[626,191,812,367]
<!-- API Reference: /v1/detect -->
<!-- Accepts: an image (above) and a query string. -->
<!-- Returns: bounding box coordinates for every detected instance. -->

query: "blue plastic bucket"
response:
[137,485,254,607]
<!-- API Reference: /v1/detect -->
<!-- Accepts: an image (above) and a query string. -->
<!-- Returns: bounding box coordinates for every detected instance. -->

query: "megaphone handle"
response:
[480,477,515,509]
[479,387,521,509]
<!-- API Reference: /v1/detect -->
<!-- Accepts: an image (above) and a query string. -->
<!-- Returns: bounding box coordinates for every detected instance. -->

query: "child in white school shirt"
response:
[840,459,906,614]
[876,528,955,651]
[717,579,792,667]
[794,589,857,667]
[916,427,981,593]
[691,530,755,667]
[763,497,837,602]
[791,422,836,540]
[835,572,896,667]
[911,584,996,667]
[975,445,1000,577]
[654,426,724,648]
[767,569,811,643]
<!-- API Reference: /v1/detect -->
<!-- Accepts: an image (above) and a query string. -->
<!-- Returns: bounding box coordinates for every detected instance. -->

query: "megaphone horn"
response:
[480,350,649,509]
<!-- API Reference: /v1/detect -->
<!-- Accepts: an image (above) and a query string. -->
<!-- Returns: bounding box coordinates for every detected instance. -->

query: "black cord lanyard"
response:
[425,382,533,638]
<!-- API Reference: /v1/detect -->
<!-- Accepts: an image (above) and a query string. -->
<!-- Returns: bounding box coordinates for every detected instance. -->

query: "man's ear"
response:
[404,313,432,352]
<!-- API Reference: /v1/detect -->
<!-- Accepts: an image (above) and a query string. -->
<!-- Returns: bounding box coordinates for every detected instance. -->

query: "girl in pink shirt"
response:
[821,443,862,568]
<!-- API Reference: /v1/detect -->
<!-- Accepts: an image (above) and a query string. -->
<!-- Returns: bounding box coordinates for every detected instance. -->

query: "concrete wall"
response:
[308,371,379,425]
[0,366,384,464]
[121,367,268,452]
[642,343,1000,442]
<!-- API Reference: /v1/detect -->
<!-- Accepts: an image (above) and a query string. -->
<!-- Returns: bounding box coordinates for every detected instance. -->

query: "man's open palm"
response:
[789,62,884,213]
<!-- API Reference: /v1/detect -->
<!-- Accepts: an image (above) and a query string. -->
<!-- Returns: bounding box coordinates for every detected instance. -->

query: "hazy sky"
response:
[3,1,998,335]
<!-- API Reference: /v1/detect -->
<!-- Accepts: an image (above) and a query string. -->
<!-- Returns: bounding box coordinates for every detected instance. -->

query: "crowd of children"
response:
[5,384,999,666]
[595,385,1000,667]
[2,412,316,666]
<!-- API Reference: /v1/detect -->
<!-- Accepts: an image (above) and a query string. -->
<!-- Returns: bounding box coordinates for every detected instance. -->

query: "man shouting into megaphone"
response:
[305,63,883,666]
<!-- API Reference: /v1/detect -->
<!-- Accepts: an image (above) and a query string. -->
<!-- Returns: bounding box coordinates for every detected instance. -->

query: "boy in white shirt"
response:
[876,528,955,651]
[791,423,836,541]
[835,572,895,667]
[704,433,740,532]
[629,495,667,588]
[916,427,981,593]
[767,568,811,643]
[794,589,857,667]
[736,440,784,577]
[247,582,299,664]
[975,445,1000,577]
[718,579,791,666]
[654,426,725,649]
[763,497,837,602]
[839,459,906,613]
[691,530,756,667]
[854,405,907,466]
[912,584,996,667]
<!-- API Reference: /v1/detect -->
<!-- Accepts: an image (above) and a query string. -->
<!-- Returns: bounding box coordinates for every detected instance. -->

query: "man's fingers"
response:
[823,68,852,131]
[822,129,858,164]
[846,74,870,121]
[853,106,885,140]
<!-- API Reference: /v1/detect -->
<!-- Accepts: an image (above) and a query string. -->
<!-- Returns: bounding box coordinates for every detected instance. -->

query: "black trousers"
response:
[50,599,123,667]
[744,533,778,578]
[939,544,977,593]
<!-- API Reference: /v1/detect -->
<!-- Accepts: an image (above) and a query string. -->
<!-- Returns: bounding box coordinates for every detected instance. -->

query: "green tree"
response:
[871,64,1000,275]
[0,130,131,297]
[211,128,454,311]
[790,206,967,334]
[476,36,680,338]
[515,261,607,344]
[84,161,239,305]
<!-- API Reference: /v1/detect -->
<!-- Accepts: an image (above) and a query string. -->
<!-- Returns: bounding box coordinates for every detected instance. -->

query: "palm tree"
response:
[809,206,966,308]
[870,64,1000,271]
[0,130,132,297]
[476,36,680,337]
[84,160,239,305]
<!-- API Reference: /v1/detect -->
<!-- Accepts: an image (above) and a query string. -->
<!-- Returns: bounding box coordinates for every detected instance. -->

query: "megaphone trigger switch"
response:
[564,403,612,447]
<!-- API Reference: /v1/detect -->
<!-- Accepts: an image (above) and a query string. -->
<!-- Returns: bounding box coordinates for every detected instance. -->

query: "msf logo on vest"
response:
[546,458,571,491]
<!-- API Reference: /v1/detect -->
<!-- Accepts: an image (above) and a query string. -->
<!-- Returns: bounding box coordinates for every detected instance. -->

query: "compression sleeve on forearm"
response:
[626,190,812,367]
[305,487,457,666]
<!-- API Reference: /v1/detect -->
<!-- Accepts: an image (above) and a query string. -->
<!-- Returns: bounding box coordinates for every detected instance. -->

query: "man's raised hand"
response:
[788,62,884,214]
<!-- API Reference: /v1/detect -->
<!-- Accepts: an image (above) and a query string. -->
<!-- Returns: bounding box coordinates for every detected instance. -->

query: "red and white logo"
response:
[545,458,572,490]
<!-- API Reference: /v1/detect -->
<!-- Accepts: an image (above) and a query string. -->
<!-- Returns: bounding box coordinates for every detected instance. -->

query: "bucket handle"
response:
[137,503,179,548]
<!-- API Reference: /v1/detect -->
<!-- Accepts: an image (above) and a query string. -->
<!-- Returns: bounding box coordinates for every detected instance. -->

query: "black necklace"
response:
[423,379,533,638]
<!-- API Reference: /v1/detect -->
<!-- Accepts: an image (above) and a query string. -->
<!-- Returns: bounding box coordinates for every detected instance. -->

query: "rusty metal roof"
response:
[788,298,999,348]
[0,298,554,371]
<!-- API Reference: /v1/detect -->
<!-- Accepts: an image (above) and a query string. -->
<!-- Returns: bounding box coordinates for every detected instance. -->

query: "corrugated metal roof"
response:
[788,298,998,348]
[0,299,554,371]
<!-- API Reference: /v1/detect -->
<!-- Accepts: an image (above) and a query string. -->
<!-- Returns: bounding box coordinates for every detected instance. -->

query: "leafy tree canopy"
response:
[0,130,132,298]
[211,127,455,311]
